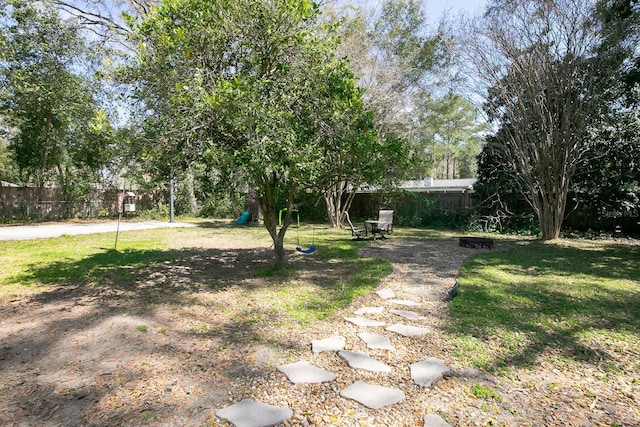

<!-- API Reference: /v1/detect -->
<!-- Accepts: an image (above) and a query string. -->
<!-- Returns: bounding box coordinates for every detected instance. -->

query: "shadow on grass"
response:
[1,237,392,426]
[448,241,640,371]
[16,246,271,303]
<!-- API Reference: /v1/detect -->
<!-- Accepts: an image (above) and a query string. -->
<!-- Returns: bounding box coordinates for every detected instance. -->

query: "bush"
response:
[136,205,170,220]
[395,193,436,227]
[198,192,245,219]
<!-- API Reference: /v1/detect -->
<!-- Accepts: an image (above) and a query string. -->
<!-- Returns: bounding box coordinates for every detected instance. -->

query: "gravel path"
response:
[213,239,495,426]
[216,238,639,426]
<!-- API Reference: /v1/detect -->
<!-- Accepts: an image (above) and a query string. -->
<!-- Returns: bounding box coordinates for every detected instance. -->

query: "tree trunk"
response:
[324,180,356,229]
[262,203,290,269]
[528,161,570,241]
[259,173,295,269]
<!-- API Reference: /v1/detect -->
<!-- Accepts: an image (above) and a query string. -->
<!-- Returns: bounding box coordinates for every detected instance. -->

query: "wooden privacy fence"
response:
[0,186,160,220]
[350,190,474,220]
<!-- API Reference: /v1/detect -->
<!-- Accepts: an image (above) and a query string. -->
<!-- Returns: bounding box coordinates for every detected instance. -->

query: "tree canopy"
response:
[0,0,113,196]
[417,93,486,179]
[128,0,386,267]
[470,0,640,236]
[463,0,607,240]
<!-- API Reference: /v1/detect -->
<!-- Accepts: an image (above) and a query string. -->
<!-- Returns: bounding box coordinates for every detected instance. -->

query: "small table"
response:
[365,220,391,239]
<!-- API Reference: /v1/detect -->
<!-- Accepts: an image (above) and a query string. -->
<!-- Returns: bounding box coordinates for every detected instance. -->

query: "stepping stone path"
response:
[358,332,394,350]
[277,361,336,384]
[404,287,443,300]
[311,335,345,353]
[216,252,457,426]
[386,323,430,337]
[424,413,454,427]
[216,399,293,427]
[375,288,395,299]
[343,316,386,327]
[388,298,421,306]
[340,380,405,409]
[338,351,392,373]
[390,309,426,320]
[411,357,452,387]
[354,306,384,315]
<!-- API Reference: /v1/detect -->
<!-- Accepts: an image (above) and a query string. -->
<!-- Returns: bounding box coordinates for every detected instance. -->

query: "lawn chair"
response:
[368,209,393,239]
[345,211,368,240]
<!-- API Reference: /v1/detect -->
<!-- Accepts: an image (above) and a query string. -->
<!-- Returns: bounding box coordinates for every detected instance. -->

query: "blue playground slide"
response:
[236,211,252,224]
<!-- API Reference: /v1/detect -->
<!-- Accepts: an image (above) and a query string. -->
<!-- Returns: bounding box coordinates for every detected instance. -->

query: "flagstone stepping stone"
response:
[386,323,430,337]
[358,332,394,350]
[404,287,442,301]
[354,306,384,315]
[406,277,425,286]
[390,309,425,320]
[376,288,395,299]
[410,358,451,387]
[344,316,385,327]
[311,336,345,353]
[340,380,405,409]
[411,267,434,274]
[277,361,336,384]
[388,299,420,307]
[427,278,450,287]
[424,414,453,427]
[216,399,292,427]
[338,351,392,372]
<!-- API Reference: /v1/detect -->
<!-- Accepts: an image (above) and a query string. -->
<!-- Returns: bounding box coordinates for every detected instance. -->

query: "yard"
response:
[0,220,638,426]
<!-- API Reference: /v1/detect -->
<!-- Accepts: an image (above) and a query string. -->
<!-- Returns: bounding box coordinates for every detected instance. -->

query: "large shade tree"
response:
[320,0,449,227]
[463,0,602,240]
[417,93,486,179]
[0,0,113,201]
[129,0,378,267]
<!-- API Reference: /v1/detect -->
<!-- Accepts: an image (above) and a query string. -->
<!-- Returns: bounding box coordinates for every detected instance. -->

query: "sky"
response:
[423,0,487,23]
[424,0,487,17]
[343,0,488,24]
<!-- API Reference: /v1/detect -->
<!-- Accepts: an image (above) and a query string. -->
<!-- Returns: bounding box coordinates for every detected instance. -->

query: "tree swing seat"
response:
[296,245,316,254]
[295,219,316,254]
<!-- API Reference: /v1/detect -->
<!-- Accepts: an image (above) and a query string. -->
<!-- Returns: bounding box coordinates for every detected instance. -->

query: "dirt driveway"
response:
[0,220,195,241]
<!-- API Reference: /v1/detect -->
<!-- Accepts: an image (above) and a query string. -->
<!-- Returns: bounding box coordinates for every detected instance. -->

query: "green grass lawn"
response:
[448,239,640,380]
[0,221,393,323]
[2,222,638,382]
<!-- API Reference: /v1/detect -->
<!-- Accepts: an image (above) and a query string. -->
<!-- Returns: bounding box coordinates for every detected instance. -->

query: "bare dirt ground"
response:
[1,231,638,426]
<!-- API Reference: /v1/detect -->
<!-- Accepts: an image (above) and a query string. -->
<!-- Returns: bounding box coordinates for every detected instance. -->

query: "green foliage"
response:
[135,205,170,220]
[594,0,640,108]
[393,192,436,226]
[128,0,384,266]
[321,0,452,228]
[472,0,602,240]
[0,136,18,183]
[363,191,474,229]
[417,93,486,179]
[470,384,503,402]
[474,0,640,237]
[575,1,640,221]
[370,0,449,93]
[0,0,112,189]
[198,191,245,219]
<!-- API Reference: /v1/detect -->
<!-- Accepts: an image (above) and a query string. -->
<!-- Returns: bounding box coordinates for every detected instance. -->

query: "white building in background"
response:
[357,178,477,194]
